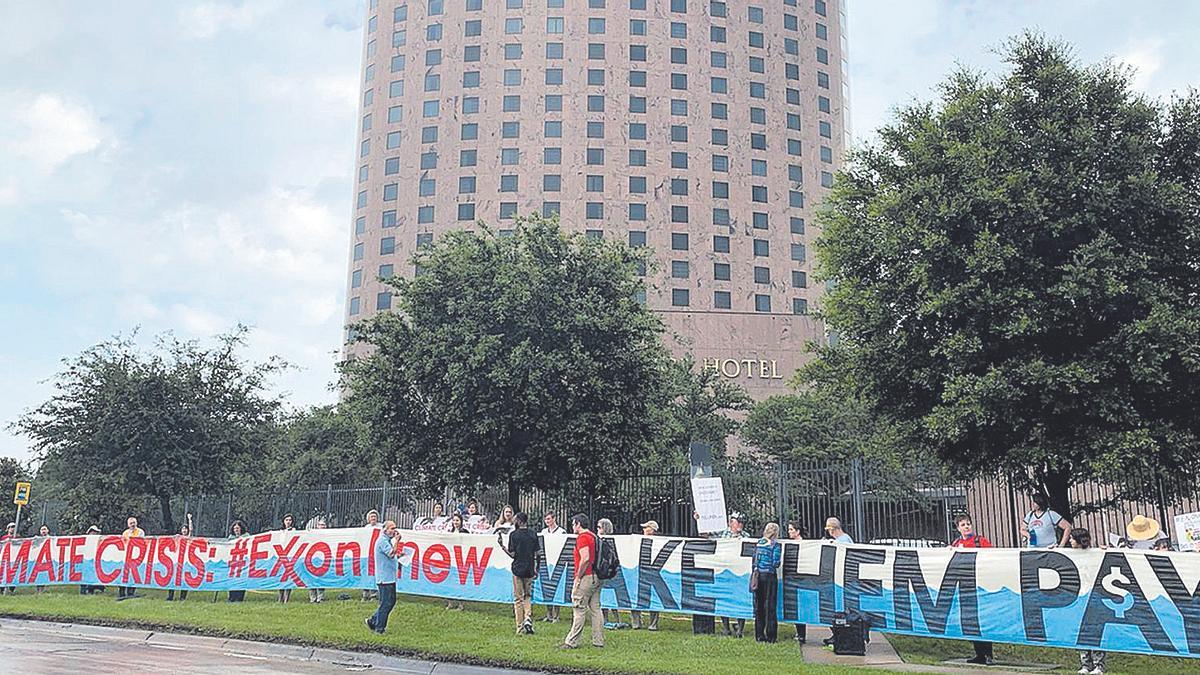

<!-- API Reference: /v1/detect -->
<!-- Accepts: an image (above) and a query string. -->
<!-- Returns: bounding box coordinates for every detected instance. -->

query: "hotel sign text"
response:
[700,357,784,380]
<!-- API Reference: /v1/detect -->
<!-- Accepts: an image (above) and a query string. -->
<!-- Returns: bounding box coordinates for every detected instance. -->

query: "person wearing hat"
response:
[1021,493,1072,548]
[361,509,381,601]
[717,514,750,638]
[1123,515,1168,550]
[630,520,661,631]
[80,525,103,595]
[824,517,854,544]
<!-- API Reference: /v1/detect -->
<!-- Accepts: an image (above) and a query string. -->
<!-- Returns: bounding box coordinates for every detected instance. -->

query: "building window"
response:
[380,237,396,255]
[792,271,808,288]
[672,289,690,307]
[713,262,730,281]
[755,294,771,312]
[714,291,731,309]
[754,239,770,257]
[713,236,730,253]
[671,232,689,250]
[500,175,519,192]
[353,242,364,261]
[791,243,807,262]
[671,260,689,278]
[379,264,394,279]
[793,298,809,315]
[754,266,771,284]
[457,203,475,221]
[349,297,360,315]
[629,230,647,247]
[377,292,393,311]
[382,210,397,227]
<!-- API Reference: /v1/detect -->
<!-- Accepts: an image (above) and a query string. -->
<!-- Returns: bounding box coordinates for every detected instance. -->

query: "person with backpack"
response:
[596,518,625,628]
[752,523,782,643]
[950,514,993,665]
[502,512,540,635]
[560,513,605,649]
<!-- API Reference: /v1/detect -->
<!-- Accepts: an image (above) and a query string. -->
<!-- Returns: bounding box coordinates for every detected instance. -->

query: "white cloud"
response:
[1116,39,1164,93]
[171,303,230,335]
[3,94,107,174]
[181,0,282,40]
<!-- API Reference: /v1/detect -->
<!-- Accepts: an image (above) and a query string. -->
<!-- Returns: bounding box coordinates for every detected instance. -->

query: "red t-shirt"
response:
[952,533,992,548]
[574,530,597,576]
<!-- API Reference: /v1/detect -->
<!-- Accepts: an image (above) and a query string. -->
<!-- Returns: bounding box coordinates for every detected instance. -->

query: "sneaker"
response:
[966,656,993,665]
[1077,669,1090,675]
[648,626,658,632]
[557,644,577,650]
[1089,669,1104,675]
[523,620,534,635]
[365,617,375,632]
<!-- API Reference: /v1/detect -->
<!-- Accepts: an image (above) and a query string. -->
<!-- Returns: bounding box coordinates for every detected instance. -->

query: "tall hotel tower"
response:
[345,0,849,399]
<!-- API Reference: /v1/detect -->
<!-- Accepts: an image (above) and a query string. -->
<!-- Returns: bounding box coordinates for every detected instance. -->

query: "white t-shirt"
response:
[1024,509,1064,547]
[541,525,565,535]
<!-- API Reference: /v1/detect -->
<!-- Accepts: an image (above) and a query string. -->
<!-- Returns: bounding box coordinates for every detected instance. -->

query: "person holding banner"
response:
[366,520,402,634]
[35,525,50,593]
[79,524,103,595]
[716,514,749,638]
[1070,528,1107,674]
[307,517,327,603]
[823,517,853,544]
[541,512,566,623]
[228,520,249,602]
[118,516,145,601]
[631,520,661,631]
[278,514,296,603]
[166,523,192,602]
[502,512,539,635]
[1021,493,1072,548]
[493,504,516,535]
[362,509,381,602]
[445,513,467,610]
[752,523,782,643]
[950,514,993,665]
[560,513,604,650]
[0,522,12,595]
[787,521,808,644]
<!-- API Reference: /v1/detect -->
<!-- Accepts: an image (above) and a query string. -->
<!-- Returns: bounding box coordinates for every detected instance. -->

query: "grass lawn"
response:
[0,587,879,675]
[886,634,1198,674]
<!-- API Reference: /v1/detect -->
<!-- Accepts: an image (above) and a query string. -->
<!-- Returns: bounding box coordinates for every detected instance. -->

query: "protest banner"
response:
[4,529,1200,658]
[690,476,727,534]
[1174,512,1200,552]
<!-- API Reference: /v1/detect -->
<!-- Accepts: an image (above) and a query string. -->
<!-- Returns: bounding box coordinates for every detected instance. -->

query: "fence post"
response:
[225,494,232,535]
[381,479,388,516]
[1006,475,1020,548]
[326,483,333,519]
[850,457,866,542]
[775,462,787,524]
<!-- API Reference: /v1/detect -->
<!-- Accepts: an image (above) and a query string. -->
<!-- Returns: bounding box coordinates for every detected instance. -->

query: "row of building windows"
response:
[353,233,805,262]
[348,289,808,316]
[375,0,813,16]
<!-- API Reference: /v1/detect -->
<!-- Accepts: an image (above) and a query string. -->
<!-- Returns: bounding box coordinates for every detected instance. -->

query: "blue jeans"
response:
[370,583,397,633]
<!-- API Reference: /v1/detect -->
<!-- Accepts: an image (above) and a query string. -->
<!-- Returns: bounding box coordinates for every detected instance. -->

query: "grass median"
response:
[0,587,871,674]
[886,634,1198,674]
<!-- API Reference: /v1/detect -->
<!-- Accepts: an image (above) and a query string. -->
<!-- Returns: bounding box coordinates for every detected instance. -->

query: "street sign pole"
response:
[13,503,20,535]
[13,481,31,534]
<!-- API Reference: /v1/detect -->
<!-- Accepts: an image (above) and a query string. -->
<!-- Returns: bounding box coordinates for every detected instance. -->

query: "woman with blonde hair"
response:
[596,518,623,628]
[752,522,782,642]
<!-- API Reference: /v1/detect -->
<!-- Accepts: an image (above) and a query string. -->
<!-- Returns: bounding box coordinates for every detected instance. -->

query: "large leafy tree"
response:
[13,328,285,532]
[812,34,1200,515]
[259,405,375,490]
[343,215,675,504]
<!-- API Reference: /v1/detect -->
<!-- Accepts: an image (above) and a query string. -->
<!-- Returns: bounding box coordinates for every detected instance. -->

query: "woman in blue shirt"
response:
[752,522,782,643]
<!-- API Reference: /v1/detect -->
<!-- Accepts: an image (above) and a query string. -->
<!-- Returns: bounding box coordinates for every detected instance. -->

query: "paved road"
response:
[0,618,538,674]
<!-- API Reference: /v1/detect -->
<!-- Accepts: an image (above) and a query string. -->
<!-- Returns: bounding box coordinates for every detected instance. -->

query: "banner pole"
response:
[14,503,21,535]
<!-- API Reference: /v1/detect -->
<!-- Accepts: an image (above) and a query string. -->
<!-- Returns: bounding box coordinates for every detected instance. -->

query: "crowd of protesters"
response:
[0,491,1193,670]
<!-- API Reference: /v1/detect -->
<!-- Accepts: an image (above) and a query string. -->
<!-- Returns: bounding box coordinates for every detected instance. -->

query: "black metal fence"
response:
[14,459,1200,549]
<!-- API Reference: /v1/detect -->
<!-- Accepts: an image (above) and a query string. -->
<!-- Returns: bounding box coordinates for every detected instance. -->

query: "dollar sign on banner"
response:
[1100,566,1134,618]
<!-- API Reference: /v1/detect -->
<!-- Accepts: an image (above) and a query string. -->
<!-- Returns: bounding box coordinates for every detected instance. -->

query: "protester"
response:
[166,524,192,602]
[0,522,13,595]
[1021,493,1072,548]
[596,518,624,629]
[950,514,993,665]
[787,521,808,643]
[541,512,566,623]
[1071,528,1106,674]
[277,514,296,603]
[118,516,145,601]
[493,504,516,535]
[365,520,402,634]
[824,517,853,543]
[502,512,539,635]
[35,525,50,593]
[630,520,661,631]
[560,513,604,649]
[445,513,467,610]
[362,509,381,601]
[228,520,249,602]
[465,499,490,532]
[1122,515,1169,550]
[80,525,103,595]
[716,514,750,637]
[307,517,327,603]
[752,523,782,643]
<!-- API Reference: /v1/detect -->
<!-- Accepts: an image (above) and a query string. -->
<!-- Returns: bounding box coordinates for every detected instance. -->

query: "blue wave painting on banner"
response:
[3,529,1199,658]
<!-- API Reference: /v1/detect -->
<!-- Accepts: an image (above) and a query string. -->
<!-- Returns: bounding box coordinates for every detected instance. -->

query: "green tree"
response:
[655,358,751,463]
[261,405,375,490]
[812,34,1200,515]
[13,328,286,532]
[343,215,675,505]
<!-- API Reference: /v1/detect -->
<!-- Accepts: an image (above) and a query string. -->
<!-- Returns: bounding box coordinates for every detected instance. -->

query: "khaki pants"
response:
[564,574,604,647]
[512,576,533,628]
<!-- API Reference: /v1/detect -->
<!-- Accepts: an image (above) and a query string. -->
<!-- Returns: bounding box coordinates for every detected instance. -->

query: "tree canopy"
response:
[811,34,1200,514]
[342,215,680,503]
[13,328,285,532]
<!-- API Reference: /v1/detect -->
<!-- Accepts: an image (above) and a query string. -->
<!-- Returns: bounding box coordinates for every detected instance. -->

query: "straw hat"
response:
[640,520,659,532]
[1126,515,1161,542]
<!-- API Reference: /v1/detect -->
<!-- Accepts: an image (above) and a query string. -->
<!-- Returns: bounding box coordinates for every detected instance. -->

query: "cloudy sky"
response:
[1,0,1196,463]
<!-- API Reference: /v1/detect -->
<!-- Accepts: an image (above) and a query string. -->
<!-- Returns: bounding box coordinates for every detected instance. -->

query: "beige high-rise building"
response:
[345,0,849,399]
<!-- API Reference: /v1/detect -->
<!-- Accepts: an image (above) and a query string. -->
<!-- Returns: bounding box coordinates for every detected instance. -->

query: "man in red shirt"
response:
[951,514,993,664]
[560,514,604,649]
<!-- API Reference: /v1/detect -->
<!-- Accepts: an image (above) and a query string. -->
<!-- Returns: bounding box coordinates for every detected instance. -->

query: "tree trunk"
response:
[1040,469,1072,521]
[507,479,520,512]
[158,493,175,534]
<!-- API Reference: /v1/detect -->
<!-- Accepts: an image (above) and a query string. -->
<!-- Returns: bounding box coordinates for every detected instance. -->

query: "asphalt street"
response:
[0,618,538,674]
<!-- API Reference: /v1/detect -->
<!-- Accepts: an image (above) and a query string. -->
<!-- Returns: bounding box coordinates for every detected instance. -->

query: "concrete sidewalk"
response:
[800,626,1040,674]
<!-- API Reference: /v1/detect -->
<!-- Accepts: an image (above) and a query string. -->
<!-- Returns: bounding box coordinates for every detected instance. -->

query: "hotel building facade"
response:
[345,0,849,399]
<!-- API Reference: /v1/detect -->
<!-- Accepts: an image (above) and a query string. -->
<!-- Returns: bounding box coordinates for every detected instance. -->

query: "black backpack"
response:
[593,536,620,580]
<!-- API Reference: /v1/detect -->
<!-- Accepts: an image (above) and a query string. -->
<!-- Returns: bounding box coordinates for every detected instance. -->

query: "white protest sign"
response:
[1174,511,1200,551]
[691,476,728,534]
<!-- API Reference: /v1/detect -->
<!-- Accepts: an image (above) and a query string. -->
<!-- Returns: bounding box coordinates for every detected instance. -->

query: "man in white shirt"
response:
[540,512,566,623]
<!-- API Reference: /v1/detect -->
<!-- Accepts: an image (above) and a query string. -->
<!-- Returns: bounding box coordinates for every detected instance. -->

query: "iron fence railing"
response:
[11,460,1199,549]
